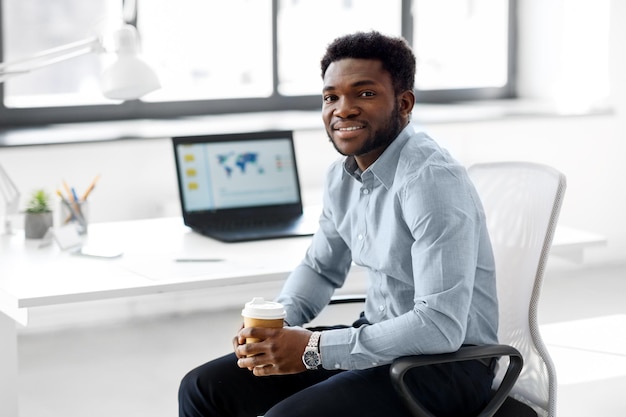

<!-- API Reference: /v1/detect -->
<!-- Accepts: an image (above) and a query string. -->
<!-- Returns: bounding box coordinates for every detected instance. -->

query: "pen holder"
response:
[59,199,89,235]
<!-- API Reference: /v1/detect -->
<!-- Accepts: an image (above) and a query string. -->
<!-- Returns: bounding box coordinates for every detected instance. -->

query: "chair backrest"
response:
[468,162,566,417]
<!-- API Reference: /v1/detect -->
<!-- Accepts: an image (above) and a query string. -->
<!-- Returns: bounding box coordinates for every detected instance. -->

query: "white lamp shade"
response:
[99,25,160,100]
[100,55,160,100]
[0,24,161,100]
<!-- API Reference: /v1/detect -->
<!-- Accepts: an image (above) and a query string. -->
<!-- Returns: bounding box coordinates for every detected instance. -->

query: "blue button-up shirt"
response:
[277,123,498,370]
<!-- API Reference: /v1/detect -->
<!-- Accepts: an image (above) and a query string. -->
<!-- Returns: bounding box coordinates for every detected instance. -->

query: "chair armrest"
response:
[390,344,523,417]
[326,296,523,416]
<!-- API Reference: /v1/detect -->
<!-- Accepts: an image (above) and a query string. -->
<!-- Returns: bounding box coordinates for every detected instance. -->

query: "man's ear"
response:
[398,90,416,118]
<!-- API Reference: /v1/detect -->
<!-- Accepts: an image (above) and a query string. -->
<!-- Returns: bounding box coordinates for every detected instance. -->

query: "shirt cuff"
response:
[319,327,354,370]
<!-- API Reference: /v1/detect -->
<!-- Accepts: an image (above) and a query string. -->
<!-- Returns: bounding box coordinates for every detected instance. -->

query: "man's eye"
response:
[323,95,337,103]
[360,91,375,97]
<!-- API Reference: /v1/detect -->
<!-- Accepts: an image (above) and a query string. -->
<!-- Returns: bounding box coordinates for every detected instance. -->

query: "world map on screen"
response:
[217,152,265,177]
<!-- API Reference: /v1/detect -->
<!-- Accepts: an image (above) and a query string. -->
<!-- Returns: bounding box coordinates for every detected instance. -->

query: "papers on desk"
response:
[119,254,243,281]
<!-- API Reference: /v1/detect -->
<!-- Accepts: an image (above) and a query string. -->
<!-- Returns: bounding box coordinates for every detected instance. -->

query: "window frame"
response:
[0,0,517,129]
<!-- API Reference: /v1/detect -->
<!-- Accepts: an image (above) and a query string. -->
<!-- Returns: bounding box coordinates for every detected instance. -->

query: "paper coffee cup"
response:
[242,297,286,344]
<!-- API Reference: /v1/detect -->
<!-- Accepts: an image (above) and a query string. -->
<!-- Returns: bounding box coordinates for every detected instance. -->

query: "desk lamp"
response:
[0,24,160,100]
[0,163,20,235]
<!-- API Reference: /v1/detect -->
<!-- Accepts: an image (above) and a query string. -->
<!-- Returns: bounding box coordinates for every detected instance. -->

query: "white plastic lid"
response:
[242,297,286,319]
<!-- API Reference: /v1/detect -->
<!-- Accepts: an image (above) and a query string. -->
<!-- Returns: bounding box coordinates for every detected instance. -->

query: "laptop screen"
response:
[173,131,302,214]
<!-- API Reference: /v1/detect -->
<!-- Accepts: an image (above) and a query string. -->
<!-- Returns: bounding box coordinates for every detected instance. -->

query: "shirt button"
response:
[378,305,385,312]
[362,188,370,195]
[334,364,341,369]
[357,234,364,240]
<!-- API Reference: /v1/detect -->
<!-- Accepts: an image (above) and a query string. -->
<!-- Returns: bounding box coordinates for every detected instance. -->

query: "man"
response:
[179,31,498,417]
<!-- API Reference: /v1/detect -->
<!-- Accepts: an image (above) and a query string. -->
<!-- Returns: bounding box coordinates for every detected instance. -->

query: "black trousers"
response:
[178,320,494,417]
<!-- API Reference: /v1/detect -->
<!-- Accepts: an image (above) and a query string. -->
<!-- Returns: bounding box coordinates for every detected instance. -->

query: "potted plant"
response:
[24,189,53,239]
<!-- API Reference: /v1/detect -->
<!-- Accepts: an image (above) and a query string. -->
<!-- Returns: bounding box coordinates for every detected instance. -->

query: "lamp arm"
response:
[0,36,103,81]
[0,25,160,100]
[0,164,20,235]
[0,163,20,197]
[0,163,20,235]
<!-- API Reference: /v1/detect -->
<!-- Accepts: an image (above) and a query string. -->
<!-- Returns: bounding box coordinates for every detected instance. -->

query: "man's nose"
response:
[333,97,359,118]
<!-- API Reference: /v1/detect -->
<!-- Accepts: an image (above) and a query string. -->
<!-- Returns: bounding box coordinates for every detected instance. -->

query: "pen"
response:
[56,190,87,228]
[81,174,100,201]
[63,187,83,223]
[174,258,225,263]
[62,180,74,201]
[61,180,83,223]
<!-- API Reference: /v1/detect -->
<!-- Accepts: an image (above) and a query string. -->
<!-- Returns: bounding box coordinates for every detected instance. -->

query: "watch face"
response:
[303,350,320,368]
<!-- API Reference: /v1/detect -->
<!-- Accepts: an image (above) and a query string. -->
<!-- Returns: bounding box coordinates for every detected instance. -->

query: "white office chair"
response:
[388,161,566,416]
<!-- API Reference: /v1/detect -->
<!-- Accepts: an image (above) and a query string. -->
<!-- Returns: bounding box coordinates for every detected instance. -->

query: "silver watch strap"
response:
[308,331,321,349]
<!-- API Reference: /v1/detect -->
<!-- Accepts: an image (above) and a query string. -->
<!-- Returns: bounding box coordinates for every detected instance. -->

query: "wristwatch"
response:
[302,331,322,370]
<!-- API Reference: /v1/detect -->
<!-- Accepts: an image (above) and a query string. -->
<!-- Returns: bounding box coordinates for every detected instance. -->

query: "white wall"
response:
[0,128,340,223]
[2,113,622,269]
[1,138,179,222]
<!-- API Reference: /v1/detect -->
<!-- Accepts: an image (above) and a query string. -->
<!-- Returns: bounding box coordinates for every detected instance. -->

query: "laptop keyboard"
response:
[204,218,299,232]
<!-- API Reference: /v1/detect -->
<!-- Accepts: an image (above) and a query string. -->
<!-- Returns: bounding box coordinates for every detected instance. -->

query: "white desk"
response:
[0,217,606,417]
[549,226,608,263]
[1,217,324,325]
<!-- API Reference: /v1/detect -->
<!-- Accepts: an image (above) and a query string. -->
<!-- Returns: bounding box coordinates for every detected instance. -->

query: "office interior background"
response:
[1,0,625,416]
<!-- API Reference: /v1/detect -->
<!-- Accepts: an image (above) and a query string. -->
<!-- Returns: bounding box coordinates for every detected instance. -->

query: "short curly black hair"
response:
[320,31,416,95]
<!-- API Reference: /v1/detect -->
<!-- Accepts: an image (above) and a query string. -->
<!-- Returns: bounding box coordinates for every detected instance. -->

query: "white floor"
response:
[16,261,626,417]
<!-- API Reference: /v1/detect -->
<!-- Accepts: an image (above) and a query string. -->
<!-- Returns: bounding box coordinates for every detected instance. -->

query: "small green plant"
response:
[25,189,52,213]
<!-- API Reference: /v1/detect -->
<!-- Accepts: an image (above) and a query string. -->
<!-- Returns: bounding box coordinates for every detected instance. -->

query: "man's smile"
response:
[331,123,367,141]
[336,125,364,132]
[332,122,366,133]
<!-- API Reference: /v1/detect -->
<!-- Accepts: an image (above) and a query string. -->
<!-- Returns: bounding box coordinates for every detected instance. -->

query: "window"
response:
[550,0,611,113]
[0,0,516,128]
[276,0,402,97]
[1,0,122,108]
[413,0,510,91]
[139,0,274,102]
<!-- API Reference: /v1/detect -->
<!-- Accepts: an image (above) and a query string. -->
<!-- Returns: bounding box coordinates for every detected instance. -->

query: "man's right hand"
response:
[234,326,314,376]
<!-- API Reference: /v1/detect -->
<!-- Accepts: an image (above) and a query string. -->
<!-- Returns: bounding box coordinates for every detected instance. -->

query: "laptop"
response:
[172,130,317,242]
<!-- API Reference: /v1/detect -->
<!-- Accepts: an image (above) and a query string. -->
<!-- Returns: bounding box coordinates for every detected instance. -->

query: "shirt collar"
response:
[342,122,419,188]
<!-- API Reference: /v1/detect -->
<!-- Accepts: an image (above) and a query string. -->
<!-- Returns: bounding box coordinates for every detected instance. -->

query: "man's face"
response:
[322,58,408,169]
